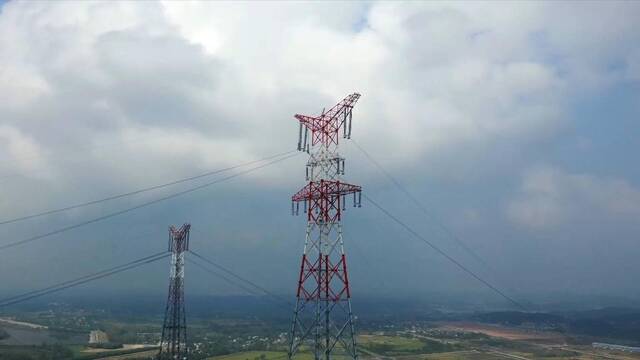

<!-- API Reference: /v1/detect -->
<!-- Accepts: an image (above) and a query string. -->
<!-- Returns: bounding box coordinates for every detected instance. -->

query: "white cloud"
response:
[507,165,640,229]
[0,125,49,176]
[0,0,638,214]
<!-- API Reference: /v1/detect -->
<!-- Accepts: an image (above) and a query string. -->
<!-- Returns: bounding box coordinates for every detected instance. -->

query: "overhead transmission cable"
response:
[188,258,291,310]
[363,194,526,311]
[188,258,263,297]
[351,140,525,306]
[0,149,297,226]
[0,251,169,307]
[0,152,300,252]
[190,250,293,308]
[351,139,497,273]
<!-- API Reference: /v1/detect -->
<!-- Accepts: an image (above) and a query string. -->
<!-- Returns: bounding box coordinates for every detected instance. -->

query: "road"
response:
[358,346,392,360]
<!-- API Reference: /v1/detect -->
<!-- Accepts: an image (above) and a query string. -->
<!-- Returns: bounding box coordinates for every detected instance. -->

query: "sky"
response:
[0,1,639,309]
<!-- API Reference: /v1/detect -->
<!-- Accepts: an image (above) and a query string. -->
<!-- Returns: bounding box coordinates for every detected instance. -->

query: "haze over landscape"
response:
[1,2,640,359]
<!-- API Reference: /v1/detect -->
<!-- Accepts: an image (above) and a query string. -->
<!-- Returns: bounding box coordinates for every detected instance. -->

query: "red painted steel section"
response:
[296,254,307,297]
[292,180,361,223]
[342,254,351,298]
[296,254,352,302]
[295,93,360,146]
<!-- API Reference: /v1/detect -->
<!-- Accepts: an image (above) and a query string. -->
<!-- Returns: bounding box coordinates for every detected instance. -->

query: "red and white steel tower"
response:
[288,93,362,360]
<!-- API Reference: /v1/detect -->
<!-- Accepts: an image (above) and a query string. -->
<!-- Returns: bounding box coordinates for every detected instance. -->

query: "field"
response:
[3,307,640,360]
[207,351,294,360]
[415,322,640,360]
[358,333,461,356]
[207,351,368,360]
[93,349,160,360]
[437,322,566,342]
[358,335,425,351]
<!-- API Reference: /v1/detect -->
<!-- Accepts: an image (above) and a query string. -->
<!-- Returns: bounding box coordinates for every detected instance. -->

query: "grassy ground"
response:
[358,335,425,351]
[203,339,640,360]
[207,351,295,360]
[358,334,460,355]
[206,350,367,360]
[0,344,73,359]
[420,350,508,360]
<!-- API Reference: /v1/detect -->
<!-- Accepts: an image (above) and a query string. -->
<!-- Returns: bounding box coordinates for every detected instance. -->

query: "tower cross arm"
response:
[294,93,361,133]
[321,92,360,120]
[291,180,362,202]
[294,114,323,132]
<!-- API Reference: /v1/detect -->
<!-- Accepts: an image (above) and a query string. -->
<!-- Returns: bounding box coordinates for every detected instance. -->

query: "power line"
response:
[0,250,167,304]
[0,149,297,226]
[351,140,526,308]
[363,194,526,311]
[0,252,169,307]
[188,258,263,297]
[188,258,290,310]
[0,152,300,252]
[350,139,497,274]
[190,250,293,308]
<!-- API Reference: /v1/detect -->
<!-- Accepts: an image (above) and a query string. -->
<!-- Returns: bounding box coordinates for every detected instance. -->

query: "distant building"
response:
[593,342,640,353]
[89,330,109,344]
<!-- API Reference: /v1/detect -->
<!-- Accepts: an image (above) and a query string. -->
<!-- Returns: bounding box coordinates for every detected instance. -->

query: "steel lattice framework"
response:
[289,93,362,360]
[158,224,190,360]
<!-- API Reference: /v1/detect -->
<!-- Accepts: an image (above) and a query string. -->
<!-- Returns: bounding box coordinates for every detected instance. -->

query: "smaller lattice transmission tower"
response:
[158,223,190,360]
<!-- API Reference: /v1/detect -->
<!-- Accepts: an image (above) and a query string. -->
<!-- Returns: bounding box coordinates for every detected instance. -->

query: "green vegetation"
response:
[358,334,424,350]
[419,338,461,353]
[0,308,633,360]
[208,351,349,360]
[0,327,9,341]
[0,344,157,360]
[0,344,72,360]
[422,351,511,360]
[357,334,460,355]
[207,351,292,360]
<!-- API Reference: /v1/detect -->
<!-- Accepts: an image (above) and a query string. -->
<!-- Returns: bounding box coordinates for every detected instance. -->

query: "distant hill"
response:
[474,308,640,343]
[473,311,565,326]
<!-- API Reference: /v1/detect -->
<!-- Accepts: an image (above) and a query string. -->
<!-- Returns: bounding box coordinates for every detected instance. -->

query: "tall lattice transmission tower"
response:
[288,93,363,360]
[158,223,190,360]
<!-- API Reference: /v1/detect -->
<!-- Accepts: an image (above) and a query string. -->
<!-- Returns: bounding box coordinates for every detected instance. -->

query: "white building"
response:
[89,330,109,344]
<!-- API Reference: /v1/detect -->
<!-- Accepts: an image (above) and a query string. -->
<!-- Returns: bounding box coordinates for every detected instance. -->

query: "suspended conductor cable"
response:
[0,250,167,304]
[0,152,300,252]
[351,139,525,303]
[0,252,170,307]
[190,250,293,307]
[188,258,290,310]
[351,140,497,272]
[363,194,527,310]
[0,149,297,226]
[188,258,263,297]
